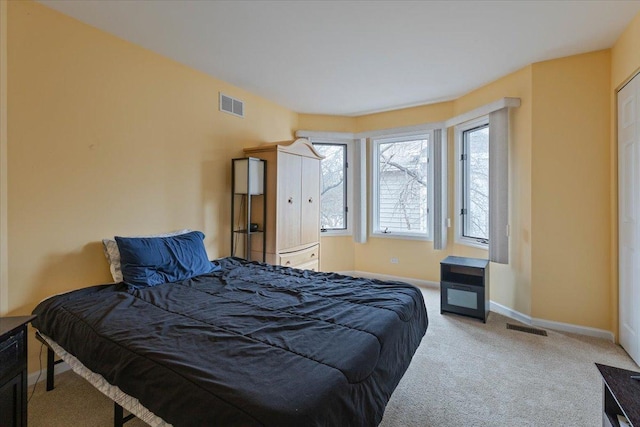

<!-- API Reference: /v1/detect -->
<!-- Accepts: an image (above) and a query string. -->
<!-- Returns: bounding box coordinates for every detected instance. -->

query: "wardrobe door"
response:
[277,152,302,251]
[300,156,320,247]
[618,72,640,365]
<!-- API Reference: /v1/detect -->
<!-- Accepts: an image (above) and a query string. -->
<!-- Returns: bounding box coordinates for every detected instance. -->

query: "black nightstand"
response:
[0,315,36,427]
[440,256,490,322]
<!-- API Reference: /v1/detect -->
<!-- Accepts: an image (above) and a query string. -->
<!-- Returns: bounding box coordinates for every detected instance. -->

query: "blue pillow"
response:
[115,231,220,287]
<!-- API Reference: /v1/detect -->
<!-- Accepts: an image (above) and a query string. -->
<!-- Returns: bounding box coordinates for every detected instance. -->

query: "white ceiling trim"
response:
[296,131,355,142]
[444,97,522,128]
[297,97,521,140]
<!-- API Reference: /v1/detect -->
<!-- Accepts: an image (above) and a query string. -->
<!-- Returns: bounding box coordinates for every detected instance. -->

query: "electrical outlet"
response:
[390,257,399,264]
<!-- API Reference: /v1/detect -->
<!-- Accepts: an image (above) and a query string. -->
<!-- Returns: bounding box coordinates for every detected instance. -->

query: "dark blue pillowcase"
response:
[115,231,221,287]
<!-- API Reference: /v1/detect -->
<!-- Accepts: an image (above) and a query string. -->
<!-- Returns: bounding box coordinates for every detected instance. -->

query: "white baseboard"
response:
[27,360,70,386]
[490,301,615,342]
[489,300,533,325]
[341,270,615,342]
[338,270,439,289]
[531,317,615,342]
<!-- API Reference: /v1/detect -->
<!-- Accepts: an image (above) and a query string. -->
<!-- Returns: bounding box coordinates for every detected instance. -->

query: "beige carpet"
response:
[27,286,638,426]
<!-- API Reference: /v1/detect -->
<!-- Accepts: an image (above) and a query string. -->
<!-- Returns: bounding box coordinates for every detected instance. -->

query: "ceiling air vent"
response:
[219,93,244,118]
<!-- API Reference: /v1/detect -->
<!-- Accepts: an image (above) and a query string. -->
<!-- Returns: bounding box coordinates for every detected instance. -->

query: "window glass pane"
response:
[314,144,346,230]
[463,126,489,240]
[377,137,429,234]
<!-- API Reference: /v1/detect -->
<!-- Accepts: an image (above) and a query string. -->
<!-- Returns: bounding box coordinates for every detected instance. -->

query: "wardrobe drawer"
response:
[296,260,319,272]
[279,244,319,268]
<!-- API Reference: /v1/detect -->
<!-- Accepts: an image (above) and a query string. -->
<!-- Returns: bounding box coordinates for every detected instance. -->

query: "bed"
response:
[32,232,428,426]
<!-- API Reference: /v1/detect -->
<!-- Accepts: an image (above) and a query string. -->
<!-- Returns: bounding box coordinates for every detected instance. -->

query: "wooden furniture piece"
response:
[231,157,267,262]
[440,256,490,322]
[244,138,323,271]
[0,315,36,427]
[596,363,640,427]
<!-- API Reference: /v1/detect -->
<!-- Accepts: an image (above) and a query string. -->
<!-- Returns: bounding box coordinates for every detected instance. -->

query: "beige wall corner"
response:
[531,50,612,330]
[612,11,640,90]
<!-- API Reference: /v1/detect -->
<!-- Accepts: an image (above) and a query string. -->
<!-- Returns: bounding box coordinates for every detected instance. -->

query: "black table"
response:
[0,315,36,427]
[596,363,640,427]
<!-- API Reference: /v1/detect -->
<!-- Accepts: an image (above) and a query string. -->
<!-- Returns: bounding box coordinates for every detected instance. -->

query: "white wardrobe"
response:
[618,72,640,366]
[244,139,323,271]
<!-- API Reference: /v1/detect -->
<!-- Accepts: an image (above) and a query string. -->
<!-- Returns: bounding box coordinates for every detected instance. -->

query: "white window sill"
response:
[371,232,430,241]
[320,230,351,237]
[455,236,489,250]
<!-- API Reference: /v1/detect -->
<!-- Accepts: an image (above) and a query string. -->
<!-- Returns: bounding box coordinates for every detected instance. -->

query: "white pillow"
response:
[102,229,192,282]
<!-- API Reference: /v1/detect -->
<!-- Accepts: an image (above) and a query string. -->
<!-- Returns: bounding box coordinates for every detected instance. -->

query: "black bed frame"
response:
[35,331,137,427]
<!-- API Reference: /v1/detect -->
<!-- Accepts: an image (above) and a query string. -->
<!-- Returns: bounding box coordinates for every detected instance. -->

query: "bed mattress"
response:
[32,257,428,426]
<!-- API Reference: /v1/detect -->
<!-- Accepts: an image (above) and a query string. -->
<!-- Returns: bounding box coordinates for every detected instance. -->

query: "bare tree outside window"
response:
[462,125,489,241]
[314,144,346,230]
[376,137,429,235]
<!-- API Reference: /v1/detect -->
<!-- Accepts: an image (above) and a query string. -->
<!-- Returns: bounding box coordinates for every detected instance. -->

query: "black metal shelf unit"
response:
[231,157,266,262]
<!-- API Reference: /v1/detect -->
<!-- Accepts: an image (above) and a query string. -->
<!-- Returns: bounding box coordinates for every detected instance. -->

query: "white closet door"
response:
[618,72,640,365]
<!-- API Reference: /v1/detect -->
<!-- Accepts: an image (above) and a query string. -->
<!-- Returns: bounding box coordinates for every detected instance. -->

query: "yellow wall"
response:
[530,51,612,329]
[0,0,8,315]
[298,114,356,134]
[319,236,355,272]
[6,1,298,369]
[355,102,453,133]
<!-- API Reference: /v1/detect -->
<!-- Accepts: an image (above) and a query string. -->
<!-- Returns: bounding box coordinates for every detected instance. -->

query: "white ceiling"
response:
[39,0,640,116]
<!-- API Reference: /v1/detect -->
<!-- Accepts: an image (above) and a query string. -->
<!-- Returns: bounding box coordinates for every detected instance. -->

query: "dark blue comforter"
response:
[32,257,428,426]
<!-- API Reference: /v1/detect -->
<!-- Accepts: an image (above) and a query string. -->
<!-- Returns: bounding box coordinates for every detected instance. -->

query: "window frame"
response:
[455,116,490,249]
[370,132,433,241]
[311,138,353,237]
